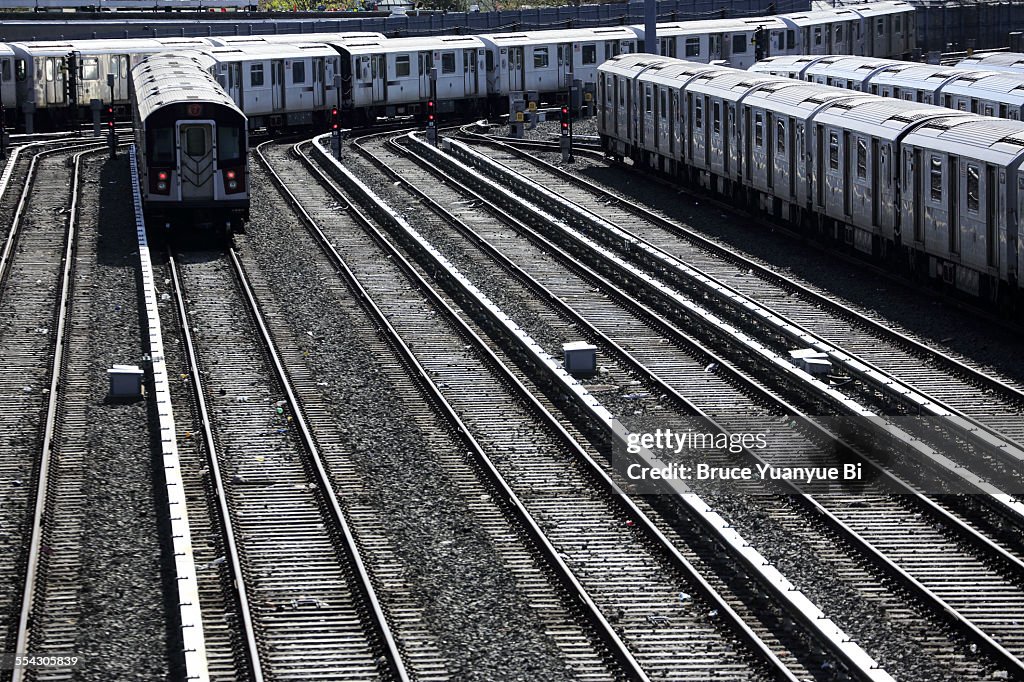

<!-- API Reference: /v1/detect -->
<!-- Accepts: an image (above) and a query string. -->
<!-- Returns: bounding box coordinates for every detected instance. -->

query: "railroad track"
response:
[377,129,1024,678]
[256,135,810,682]
[167,247,409,681]
[458,131,1024,454]
[0,142,107,681]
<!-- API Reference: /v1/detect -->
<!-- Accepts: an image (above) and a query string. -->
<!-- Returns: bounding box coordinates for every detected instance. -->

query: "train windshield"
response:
[151,129,174,165]
[217,125,243,164]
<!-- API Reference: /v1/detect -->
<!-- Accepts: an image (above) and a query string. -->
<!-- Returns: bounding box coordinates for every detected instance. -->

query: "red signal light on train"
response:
[226,170,236,180]
[158,171,168,181]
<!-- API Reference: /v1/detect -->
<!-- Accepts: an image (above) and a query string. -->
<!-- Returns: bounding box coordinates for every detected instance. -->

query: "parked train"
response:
[958,52,1024,74]
[598,53,1024,309]
[749,54,1024,119]
[0,0,915,130]
[132,51,249,232]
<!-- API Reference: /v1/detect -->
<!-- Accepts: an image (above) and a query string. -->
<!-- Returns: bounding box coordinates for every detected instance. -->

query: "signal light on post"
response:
[330,106,340,132]
[561,105,569,135]
[427,99,436,127]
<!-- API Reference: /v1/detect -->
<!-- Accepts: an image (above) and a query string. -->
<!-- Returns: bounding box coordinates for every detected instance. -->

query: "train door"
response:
[913,148,923,242]
[44,57,64,106]
[464,49,478,96]
[507,47,524,92]
[766,112,774,190]
[949,154,959,254]
[709,35,722,62]
[313,57,325,108]
[271,61,284,110]
[986,165,997,268]
[557,44,569,90]
[225,62,241,103]
[371,54,385,103]
[871,138,880,229]
[177,121,215,202]
[843,131,851,216]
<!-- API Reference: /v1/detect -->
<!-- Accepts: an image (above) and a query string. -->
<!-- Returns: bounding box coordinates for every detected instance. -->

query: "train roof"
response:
[739,80,868,117]
[206,31,384,47]
[132,51,243,123]
[778,7,862,28]
[959,52,1024,72]
[201,42,339,62]
[941,72,1024,105]
[843,0,914,18]
[684,68,791,97]
[904,116,1024,164]
[8,37,214,57]
[326,34,484,55]
[815,97,963,137]
[634,16,786,38]
[477,26,636,46]
[0,44,12,57]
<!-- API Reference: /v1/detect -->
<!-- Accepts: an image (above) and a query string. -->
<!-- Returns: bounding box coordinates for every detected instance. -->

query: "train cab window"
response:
[732,35,747,54]
[81,57,99,81]
[45,60,54,83]
[685,37,700,58]
[533,48,549,69]
[292,61,306,84]
[151,128,174,165]
[713,102,721,133]
[0,60,9,82]
[185,127,207,157]
[857,139,867,178]
[582,44,597,65]
[250,63,264,87]
[395,55,410,77]
[829,132,839,170]
[967,165,980,212]
[218,126,242,164]
[777,119,785,153]
[441,52,456,74]
[16,59,26,81]
[930,156,943,201]
[814,28,822,46]
[694,98,703,128]
[755,112,763,147]
[786,30,796,50]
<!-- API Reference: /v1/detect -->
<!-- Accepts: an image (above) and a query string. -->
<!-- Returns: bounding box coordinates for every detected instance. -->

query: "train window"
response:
[292,61,306,84]
[582,44,597,65]
[81,57,99,81]
[442,52,456,74]
[533,49,548,69]
[777,119,785,153]
[218,125,242,164]
[486,51,494,72]
[395,55,410,77]
[660,89,667,119]
[814,28,822,46]
[984,105,994,117]
[0,60,8,82]
[876,18,884,36]
[250,64,264,87]
[151,128,174,165]
[857,139,867,179]
[45,59,53,83]
[685,37,700,58]
[894,16,902,33]
[732,35,747,54]
[755,113,763,147]
[930,156,942,201]
[16,59,26,81]
[835,25,843,42]
[829,132,839,170]
[967,165,979,212]
[120,56,128,79]
[713,102,721,133]
[786,30,796,50]
[645,87,652,113]
[185,127,207,157]
[694,98,703,128]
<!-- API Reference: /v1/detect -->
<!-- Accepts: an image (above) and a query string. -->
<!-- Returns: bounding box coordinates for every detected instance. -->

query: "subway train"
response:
[957,52,1024,74]
[598,53,1024,309]
[0,0,915,130]
[132,51,249,231]
[749,54,1024,119]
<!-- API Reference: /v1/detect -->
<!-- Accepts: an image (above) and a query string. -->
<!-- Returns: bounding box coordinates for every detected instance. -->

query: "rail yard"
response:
[3,1,1024,680]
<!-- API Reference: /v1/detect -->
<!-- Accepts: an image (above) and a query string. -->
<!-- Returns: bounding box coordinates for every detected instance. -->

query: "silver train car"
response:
[750,55,1024,119]
[0,0,917,131]
[957,52,1024,74]
[0,44,15,122]
[132,51,249,231]
[598,53,1024,306]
